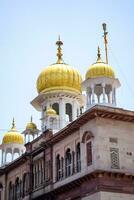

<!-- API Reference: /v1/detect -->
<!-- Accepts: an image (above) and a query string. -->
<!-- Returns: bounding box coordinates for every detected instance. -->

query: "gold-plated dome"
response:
[86,47,115,79]
[36,37,82,94]
[26,116,37,130]
[46,107,57,116]
[2,119,24,145]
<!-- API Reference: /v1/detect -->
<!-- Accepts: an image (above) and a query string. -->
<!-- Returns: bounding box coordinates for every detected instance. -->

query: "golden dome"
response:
[26,116,37,130]
[36,37,82,94]
[86,47,115,79]
[2,119,24,145]
[46,107,57,116]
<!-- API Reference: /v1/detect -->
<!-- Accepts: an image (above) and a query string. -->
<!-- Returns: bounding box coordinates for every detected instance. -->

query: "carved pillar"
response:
[72,151,75,174]
[102,83,106,103]
[91,85,95,104]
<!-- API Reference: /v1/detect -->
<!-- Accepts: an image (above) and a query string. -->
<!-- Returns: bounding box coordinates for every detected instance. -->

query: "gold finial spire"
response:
[102,23,108,64]
[97,46,102,62]
[11,118,16,131]
[56,35,63,64]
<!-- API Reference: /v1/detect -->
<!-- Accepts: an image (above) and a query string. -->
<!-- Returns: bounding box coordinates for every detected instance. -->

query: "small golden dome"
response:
[46,107,57,116]
[86,47,115,79]
[2,119,24,145]
[36,37,82,94]
[26,116,37,130]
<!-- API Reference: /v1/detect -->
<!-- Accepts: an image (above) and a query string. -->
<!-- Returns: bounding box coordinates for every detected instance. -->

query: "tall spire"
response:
[11,118,16,131]
[97,46,102,62]
[56,35,63,64]
[102,23,108,64]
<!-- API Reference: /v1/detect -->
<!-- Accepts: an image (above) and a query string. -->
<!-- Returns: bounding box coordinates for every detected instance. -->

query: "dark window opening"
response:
[76,143,81,172]
[66,103,72,121]
[65,149,72,177]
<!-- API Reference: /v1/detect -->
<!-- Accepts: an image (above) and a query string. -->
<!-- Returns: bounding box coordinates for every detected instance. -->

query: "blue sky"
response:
[0,0,134,139]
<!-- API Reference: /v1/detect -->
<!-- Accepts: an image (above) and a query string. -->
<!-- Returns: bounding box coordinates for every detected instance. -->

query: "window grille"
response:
[110,147,120,169]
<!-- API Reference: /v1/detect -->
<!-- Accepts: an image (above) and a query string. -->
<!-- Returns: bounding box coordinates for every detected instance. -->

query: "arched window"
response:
[39,161,42,185]
[56,154,61,181]
[34,165,37,188]
[52,103,59,114]
[33,166,35,188]
[61,157,64,179]
[19,180,22,199]
[40,160,44,184]
[12,185,15,200]
[86,135,92,166]
[76,143,81,172]
[8,182,13,200]
[65,149,72,177]
[23,173,29,196]
[66,103,72,122]
[82,131,93,166]
[37,163,40,185]
[0,183,3,200]
[15,177,20,200]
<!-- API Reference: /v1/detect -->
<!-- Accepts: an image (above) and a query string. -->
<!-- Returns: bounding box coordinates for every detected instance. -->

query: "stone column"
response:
[91,85,95,104]
[102,83,106,103]
[11,148,14,161]
[114,88,116,105]
[47,116,50,129]
[72,151,75,174]
[41,110,44,130]
[28,132,30,143]
[112,87,116,105]
[89,94,91,105]
[72,100,77,121]
[59,97,65,129]
[86,92,89,108]
[33,166,36,188]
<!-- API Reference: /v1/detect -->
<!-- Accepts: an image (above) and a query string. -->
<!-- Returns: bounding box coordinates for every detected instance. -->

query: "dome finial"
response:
[11,117,16,131]
[97,46,102,63]
[102,23,108,64]
[56,35,63,64]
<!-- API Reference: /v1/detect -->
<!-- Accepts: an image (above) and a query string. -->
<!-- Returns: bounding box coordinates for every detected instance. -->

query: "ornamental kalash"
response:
[4,25,134,200]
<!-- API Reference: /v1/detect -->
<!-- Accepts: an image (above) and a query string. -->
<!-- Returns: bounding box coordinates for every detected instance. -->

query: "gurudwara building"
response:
[0,24,134,200]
